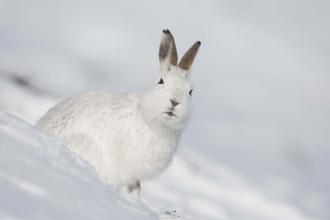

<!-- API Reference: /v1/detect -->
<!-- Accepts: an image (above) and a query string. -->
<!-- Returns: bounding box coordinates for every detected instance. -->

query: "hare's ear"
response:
[178,41,201,75]
[159,29,178,72]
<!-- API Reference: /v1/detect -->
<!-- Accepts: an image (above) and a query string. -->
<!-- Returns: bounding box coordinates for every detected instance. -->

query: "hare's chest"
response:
[126,126,179,178]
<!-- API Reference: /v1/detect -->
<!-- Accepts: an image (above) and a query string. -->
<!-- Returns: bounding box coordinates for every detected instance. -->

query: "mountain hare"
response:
[37,30,201,193]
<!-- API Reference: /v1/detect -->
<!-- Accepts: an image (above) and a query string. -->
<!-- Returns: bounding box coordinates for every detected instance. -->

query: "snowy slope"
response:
[143,151,319,220]
[0,111,157,220]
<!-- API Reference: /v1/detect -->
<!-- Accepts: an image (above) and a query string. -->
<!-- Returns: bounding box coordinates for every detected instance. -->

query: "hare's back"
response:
[37,91,138,134]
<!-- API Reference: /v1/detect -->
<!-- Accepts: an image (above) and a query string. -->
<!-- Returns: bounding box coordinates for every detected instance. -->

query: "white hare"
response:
[37,30,201,192]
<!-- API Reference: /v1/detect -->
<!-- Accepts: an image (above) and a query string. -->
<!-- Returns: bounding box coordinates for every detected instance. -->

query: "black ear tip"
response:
[162,29,170,34]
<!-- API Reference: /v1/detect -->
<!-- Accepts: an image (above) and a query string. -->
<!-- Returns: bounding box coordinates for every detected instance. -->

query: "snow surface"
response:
[0,111,158,220]
[0,0,329,219]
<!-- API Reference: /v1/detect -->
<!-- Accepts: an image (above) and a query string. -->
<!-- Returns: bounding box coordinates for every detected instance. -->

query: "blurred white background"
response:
[0,0,329,220]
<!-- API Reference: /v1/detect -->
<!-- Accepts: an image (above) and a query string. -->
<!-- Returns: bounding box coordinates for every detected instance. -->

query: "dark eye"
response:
[158,78,164,84]
[189,89,193,96]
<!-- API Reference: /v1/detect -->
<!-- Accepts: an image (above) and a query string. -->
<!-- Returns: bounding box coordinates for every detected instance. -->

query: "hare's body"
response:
[37,91,180,189]
[37,30,200,192]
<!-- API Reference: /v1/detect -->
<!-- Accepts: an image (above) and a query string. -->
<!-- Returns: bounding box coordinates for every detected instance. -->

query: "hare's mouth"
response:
[165,111,176,117]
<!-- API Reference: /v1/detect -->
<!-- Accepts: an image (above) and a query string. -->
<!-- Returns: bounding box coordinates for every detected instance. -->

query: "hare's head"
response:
[140,30,201,130]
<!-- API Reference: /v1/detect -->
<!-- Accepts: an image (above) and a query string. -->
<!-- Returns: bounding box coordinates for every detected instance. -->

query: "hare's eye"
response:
[158,78,164,84]
[189,89,193,96]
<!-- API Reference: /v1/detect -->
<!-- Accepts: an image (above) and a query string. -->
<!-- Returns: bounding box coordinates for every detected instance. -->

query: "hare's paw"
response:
[128,180,141,193]
[119,180,141,194]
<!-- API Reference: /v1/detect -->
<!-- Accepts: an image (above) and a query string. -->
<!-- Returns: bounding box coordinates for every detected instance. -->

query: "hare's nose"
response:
[170,99,180,107]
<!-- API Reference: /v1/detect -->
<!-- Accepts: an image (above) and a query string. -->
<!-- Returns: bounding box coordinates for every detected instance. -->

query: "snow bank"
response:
[0,111,157,220]
[143,150,322,220]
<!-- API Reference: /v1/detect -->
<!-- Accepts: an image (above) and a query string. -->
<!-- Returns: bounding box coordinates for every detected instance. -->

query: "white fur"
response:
[36,31,199,191]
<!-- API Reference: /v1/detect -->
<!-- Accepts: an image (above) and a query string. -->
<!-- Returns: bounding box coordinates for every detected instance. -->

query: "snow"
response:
[0,0,329,219]
[0,111,157,220]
